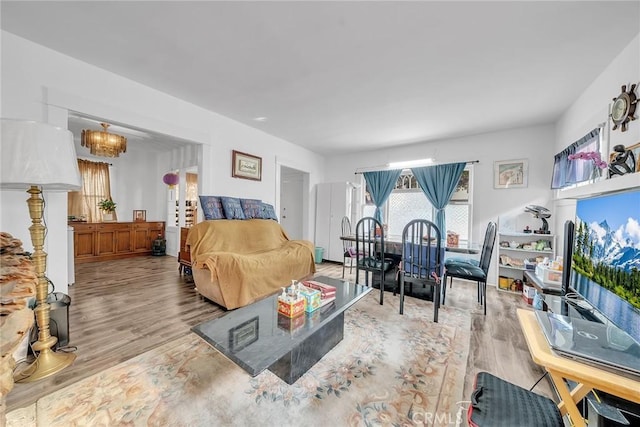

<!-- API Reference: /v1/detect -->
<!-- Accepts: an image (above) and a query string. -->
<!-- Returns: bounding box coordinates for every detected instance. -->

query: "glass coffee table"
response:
[191,276,372,384]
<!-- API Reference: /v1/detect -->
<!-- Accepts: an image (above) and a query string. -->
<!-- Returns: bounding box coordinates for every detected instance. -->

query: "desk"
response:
[340,235,479,255]
[517,309,640,427]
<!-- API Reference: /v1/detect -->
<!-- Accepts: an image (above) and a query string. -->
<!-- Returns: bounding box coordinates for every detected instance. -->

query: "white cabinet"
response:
[496,231,556,293]
[315,182,355,262]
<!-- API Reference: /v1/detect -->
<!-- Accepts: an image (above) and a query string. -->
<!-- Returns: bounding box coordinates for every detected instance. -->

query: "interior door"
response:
[279,166,305,240]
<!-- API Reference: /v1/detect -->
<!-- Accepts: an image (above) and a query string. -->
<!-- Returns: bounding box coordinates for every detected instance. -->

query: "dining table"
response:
[339,234,479,302]
[339,234,480,255]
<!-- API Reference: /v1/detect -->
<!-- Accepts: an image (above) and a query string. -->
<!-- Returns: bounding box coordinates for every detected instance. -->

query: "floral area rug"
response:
[7,293,471,427]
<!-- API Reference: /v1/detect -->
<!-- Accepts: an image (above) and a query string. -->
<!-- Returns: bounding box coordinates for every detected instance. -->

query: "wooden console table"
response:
[70,221,165,263]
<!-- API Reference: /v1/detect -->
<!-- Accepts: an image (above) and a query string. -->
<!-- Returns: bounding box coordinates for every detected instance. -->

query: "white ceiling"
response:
[67,113,197,154]
[2,1,639,155]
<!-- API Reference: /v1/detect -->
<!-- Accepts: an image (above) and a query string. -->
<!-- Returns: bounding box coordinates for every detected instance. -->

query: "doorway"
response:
[278,165,308,240]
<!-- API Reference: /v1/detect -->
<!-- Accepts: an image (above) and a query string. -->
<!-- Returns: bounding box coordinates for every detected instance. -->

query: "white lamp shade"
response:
[1,119,81,191]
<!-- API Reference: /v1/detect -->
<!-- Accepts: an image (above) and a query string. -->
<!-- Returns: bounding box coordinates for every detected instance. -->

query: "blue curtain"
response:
[551,128,600,189]
[411,162,466,235]
[363,170,402,223]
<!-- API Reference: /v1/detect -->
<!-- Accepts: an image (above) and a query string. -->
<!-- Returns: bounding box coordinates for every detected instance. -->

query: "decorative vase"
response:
[102,212,114,222]
[589,167,602,184]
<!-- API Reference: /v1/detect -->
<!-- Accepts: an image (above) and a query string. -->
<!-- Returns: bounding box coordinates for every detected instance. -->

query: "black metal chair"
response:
[442,221,497,315]
[341,216,358,278]
[355,216,395,305]
[398,219,443,322]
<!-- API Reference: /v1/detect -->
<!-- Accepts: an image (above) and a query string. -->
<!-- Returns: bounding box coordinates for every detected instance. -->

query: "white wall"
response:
[0,31,325,294]
[553,33,640,251]
[75,148,166,223]
[555,34,640,156]
[325,124,557,285]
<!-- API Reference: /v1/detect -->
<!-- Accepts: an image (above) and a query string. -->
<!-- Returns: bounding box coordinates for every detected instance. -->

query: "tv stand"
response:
[519,281,640,426]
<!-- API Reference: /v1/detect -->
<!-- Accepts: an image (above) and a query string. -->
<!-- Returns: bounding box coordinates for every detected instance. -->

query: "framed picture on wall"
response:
[133,210,146,222]
[494,159,528,189]
[232,150,262,181]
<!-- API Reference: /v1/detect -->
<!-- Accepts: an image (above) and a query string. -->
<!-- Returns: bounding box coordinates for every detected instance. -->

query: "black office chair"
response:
[442,221,496,315]
[398,219,443,322]
[468,372,563,427]
[355,216,395,305]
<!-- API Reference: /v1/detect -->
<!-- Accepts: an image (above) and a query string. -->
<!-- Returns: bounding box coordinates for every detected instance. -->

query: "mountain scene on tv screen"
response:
[573,192,640,310]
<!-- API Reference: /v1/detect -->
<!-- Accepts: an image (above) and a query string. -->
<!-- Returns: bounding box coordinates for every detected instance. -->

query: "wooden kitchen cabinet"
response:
[71,221,165,263]
[73,224,96,260]
[132,221,165,252]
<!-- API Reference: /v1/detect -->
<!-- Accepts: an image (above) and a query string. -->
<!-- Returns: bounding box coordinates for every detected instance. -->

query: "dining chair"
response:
[341,216,358,278]
[398,219,443,322]
[442,221,497,315]
[355,216,395,305]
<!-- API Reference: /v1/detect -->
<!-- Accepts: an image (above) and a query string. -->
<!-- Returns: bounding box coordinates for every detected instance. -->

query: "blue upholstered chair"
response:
[355,216,395,305]
[398,219,443,322]
[442,222,497,315]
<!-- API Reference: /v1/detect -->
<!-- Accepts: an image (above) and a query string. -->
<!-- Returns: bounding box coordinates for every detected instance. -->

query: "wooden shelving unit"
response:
[496,231,556,294]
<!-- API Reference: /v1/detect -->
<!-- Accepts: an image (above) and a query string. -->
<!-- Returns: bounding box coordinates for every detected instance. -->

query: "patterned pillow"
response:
[261,203,278,221]
[199,195,225,220]
[220,196,246,220]
[240,198,264,219]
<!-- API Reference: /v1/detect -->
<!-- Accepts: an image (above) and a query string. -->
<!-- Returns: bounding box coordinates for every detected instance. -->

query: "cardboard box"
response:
[522,284,535,305]
[277,296,306,318]
[498,276,510,290]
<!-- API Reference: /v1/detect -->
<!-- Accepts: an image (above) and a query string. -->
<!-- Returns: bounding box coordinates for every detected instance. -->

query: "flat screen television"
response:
[571,188,640,344]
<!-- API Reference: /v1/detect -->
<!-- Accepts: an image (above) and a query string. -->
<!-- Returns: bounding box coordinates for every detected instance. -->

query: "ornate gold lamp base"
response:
[14,186,77,382]
[16,348,76,383]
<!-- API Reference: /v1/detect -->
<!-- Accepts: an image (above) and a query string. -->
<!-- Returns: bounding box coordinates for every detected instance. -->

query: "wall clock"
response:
[610,83,637,132]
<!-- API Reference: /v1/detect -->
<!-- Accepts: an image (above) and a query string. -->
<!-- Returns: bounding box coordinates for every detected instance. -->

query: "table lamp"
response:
[1,119,81,382]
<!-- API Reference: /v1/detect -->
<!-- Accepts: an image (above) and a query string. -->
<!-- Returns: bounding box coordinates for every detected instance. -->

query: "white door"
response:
[279,166,305,240]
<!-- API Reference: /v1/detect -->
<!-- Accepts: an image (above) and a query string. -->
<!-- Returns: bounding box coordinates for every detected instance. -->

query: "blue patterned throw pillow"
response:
[199,195,225,220]
[240,198,264,219]
[261,203,278,221]
[220,196,246,220]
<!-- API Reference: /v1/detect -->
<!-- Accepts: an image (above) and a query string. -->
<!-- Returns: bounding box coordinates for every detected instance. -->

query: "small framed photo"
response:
[494,159,528,189]
[232,150,262,181]
[133,210,146,222]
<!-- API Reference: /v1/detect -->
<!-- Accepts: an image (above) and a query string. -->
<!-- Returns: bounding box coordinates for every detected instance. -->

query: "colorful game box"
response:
[303,280,337,300]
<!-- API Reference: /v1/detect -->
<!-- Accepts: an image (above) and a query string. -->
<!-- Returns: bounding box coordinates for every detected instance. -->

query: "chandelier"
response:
[81,122,127,157]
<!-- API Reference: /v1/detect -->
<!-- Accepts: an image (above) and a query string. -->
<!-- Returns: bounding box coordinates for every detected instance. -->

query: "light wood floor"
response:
[6,256,554,413]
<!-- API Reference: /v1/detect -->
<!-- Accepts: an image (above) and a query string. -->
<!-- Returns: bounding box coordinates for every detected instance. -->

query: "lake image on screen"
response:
[572,190,640,341]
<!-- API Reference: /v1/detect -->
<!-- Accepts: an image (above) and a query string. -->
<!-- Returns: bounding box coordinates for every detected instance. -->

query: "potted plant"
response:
[98,198,117,222]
